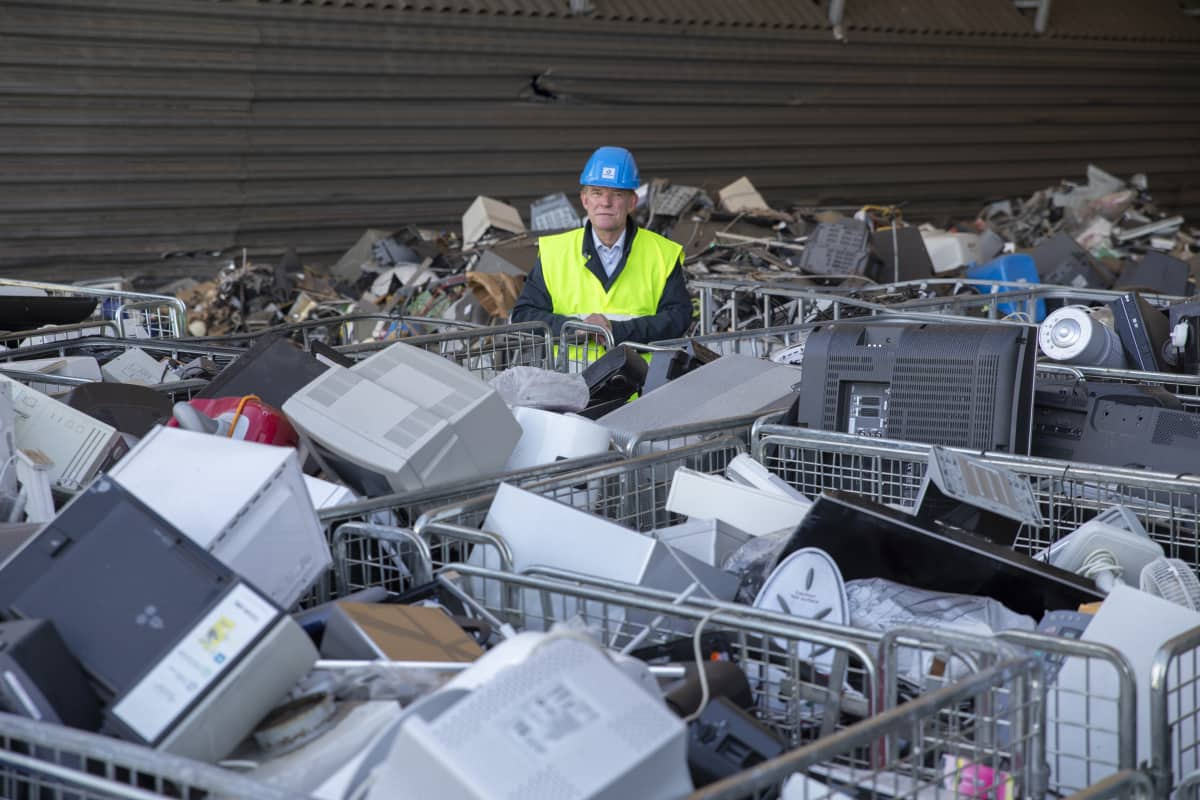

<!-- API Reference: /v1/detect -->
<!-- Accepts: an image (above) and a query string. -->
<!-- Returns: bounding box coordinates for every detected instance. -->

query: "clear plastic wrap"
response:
[845,577,1034,686]
[488,366,589,412]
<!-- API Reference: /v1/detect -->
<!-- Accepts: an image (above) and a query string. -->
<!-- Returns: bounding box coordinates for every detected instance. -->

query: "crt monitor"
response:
[788,320,1038,455]
[776,492,1102,619]
[0,476,316,762]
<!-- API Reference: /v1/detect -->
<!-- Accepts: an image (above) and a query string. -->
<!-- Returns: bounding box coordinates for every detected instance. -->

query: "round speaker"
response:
[1038,305,1128,368]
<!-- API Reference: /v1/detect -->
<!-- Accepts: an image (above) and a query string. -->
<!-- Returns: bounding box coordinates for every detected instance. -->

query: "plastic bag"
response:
[845,577,1034,687]
[488,366,589,412]
[721,528,793,605]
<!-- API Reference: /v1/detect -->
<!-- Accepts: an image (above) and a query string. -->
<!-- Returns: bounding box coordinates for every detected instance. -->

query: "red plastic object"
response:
[167,396,299,447]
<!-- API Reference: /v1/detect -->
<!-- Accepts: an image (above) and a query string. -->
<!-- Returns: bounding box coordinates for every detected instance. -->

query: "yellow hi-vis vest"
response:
[539,226,682,369]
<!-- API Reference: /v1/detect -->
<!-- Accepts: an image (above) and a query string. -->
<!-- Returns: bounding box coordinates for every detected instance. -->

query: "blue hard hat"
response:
[579,146,640,190]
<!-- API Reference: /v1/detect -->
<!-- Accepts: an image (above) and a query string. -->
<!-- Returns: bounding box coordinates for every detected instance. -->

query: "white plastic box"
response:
[1,374,122,492]
[107,426,331,609]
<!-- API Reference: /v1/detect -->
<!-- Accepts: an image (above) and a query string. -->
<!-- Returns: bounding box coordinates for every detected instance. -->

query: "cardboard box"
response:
[718,176,769,214]
[462,196,525,247]
[319,603,483,662]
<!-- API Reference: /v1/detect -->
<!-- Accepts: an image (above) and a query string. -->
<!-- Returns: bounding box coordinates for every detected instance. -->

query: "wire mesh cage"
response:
[0,712,302,800]
[753,425,1200,569]
[338,320,555,380]
[438,564,881,751]
[685,654,1044,800]
[0,278,187,339]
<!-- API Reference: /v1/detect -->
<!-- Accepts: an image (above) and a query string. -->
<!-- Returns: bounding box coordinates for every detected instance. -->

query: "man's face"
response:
[580,186,637,235]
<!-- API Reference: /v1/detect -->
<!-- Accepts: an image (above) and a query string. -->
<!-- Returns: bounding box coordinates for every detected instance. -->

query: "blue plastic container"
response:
[966,254,1046,322]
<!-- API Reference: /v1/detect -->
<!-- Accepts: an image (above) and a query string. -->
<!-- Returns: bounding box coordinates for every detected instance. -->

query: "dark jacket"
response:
[509,219,692,345]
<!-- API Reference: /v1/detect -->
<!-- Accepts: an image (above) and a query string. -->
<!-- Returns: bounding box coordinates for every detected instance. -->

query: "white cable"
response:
[681,607,723,725]
[1078,548,1123,594]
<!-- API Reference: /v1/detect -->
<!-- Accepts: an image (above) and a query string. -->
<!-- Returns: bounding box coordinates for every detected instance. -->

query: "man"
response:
[510,146,692,345]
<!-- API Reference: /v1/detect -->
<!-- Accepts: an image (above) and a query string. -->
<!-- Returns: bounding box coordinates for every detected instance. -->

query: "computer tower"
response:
[0,374,124,492]
[789,321,1038,455]
[0,477,317,762]
[107,426,331,609]
[1109,292,1170,372]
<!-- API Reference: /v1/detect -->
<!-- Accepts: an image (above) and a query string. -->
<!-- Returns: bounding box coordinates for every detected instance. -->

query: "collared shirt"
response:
[591,228,627,278]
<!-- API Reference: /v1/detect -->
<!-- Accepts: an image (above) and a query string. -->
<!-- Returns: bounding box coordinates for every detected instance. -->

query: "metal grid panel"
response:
[323,450,623,597]
[622,412,769,458]
[0,278,185,338]
[189,314,480,350]
[520,565,1137,798]
[688,656,1043,800]
[0,712,300,800]
[340,320,555,379]
[441,564,880,749]
[999,631,1136,796]
[0,336,243,369]
[754,426,1200,567]
[416,436,746,546]
[1061,770,1155,800]
[653,324,812,359]
[1151,627,1200,797]
[557,320,615,374]
[1039,363,1200,413]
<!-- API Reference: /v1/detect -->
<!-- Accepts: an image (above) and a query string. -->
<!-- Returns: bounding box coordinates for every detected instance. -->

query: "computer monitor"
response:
[1032,377,1200,473]
[198,334,330,409]
[777,492,1102,619]
[788,320,1038,454]
[1,374,124,492]
[107,426,331,610]
[0,477,317,762]
[372,635,692,800]
[283,343,521,495]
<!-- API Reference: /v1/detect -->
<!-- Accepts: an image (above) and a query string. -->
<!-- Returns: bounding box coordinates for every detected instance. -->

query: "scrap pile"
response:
[6,163,1200,800]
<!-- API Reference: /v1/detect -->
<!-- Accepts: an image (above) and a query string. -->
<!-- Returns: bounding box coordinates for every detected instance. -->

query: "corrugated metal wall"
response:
[3,0,1200,276]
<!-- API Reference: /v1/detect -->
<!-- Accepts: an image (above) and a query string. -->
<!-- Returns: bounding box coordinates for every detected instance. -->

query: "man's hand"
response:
[583,313,612,333]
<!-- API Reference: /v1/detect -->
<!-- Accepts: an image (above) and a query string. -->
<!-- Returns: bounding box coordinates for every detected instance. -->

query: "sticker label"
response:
[112,584,276,742]
[505,682,598,755]
[601,166,616,180]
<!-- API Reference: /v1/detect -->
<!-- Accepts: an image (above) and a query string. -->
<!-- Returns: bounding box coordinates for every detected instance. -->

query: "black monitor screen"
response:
[778,492,1102,619]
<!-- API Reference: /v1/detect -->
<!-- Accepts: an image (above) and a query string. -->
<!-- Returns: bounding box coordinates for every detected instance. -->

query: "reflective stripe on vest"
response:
[538,226,682,319]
